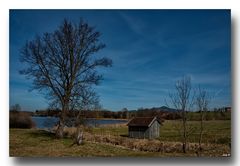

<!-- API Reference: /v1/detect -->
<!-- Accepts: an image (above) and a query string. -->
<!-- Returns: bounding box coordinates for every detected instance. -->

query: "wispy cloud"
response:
[118,12,146,36]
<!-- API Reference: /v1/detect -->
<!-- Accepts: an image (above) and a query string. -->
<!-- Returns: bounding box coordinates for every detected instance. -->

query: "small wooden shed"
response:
[127,116,163,139]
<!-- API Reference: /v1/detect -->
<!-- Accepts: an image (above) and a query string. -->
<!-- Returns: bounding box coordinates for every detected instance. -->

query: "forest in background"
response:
[10,105,231,121]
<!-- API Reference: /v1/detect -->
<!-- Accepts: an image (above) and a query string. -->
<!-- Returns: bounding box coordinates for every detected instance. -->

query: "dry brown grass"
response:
[100,123,128,128]
[46,120,231,157]
[59,126,230,156]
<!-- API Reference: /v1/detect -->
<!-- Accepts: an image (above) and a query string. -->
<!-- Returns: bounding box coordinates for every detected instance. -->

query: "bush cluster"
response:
[10,111,35,129]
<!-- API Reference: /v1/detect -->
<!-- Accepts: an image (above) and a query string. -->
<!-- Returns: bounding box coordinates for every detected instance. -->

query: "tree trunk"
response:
[182,110,187,153]
[75,126,84,145]
[182,125,187,153]
[70,125,84,147]
[199,110,204,151]
[56,119,64,139]
[182,143,186,153]
[56,104,67,139]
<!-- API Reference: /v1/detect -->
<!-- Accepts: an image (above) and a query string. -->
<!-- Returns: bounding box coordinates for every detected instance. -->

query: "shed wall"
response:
[128,120,160,139]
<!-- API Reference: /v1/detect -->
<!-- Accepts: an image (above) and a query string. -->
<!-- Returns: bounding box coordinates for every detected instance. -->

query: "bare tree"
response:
[70,87,100,146]
[196,86,211,152]
[168,76,194,153]
[20,19,112,138]
[10,104,21,112]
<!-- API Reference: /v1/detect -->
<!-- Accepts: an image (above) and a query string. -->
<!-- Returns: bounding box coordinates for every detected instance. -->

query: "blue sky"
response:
[10,10,231,111]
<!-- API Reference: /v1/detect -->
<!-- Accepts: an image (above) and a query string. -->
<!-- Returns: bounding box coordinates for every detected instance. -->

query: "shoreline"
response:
[32,116,129,121]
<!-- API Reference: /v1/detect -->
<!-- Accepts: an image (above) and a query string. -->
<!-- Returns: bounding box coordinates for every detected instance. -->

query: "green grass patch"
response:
[91,120,231,145]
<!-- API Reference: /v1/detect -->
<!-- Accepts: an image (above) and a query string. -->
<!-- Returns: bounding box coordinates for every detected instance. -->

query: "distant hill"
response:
[158,106,178,112]
[134,106,178,112]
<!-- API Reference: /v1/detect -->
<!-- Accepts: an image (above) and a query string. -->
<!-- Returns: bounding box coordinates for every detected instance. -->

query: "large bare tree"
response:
[168,76,194,153]
[20,19,112,138]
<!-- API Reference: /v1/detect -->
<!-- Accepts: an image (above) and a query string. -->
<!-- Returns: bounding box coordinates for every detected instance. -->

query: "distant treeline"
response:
[25,106,231,121]
[9,106,231,129]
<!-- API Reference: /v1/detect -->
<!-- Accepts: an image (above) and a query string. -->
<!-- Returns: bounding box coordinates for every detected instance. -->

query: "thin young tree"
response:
[168,76,194,153]
[20,19,112,138]
[196,86,210,152]
[70,86,100,146]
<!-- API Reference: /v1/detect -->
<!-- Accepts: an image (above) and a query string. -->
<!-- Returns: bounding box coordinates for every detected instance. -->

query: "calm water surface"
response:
[32,116,127,129]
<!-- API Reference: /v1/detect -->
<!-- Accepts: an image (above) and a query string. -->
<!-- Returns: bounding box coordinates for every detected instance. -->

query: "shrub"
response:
[215,137,231,145]
[10,111,35,128]
[63,127,77,138]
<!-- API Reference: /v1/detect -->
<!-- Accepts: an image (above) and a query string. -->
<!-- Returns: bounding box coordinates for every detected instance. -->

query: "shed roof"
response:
[127,116,163,127]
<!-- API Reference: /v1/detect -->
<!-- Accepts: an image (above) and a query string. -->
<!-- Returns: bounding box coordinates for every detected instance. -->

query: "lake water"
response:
[32,116,128,129]
[32,117,59,129]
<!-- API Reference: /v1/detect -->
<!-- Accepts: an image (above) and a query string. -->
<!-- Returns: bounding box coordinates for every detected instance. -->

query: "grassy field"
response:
[159,120,231,144]
[92,120,231,144]
[9,120,231,157]
[11,129,142,157]
[9,129,183,157]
